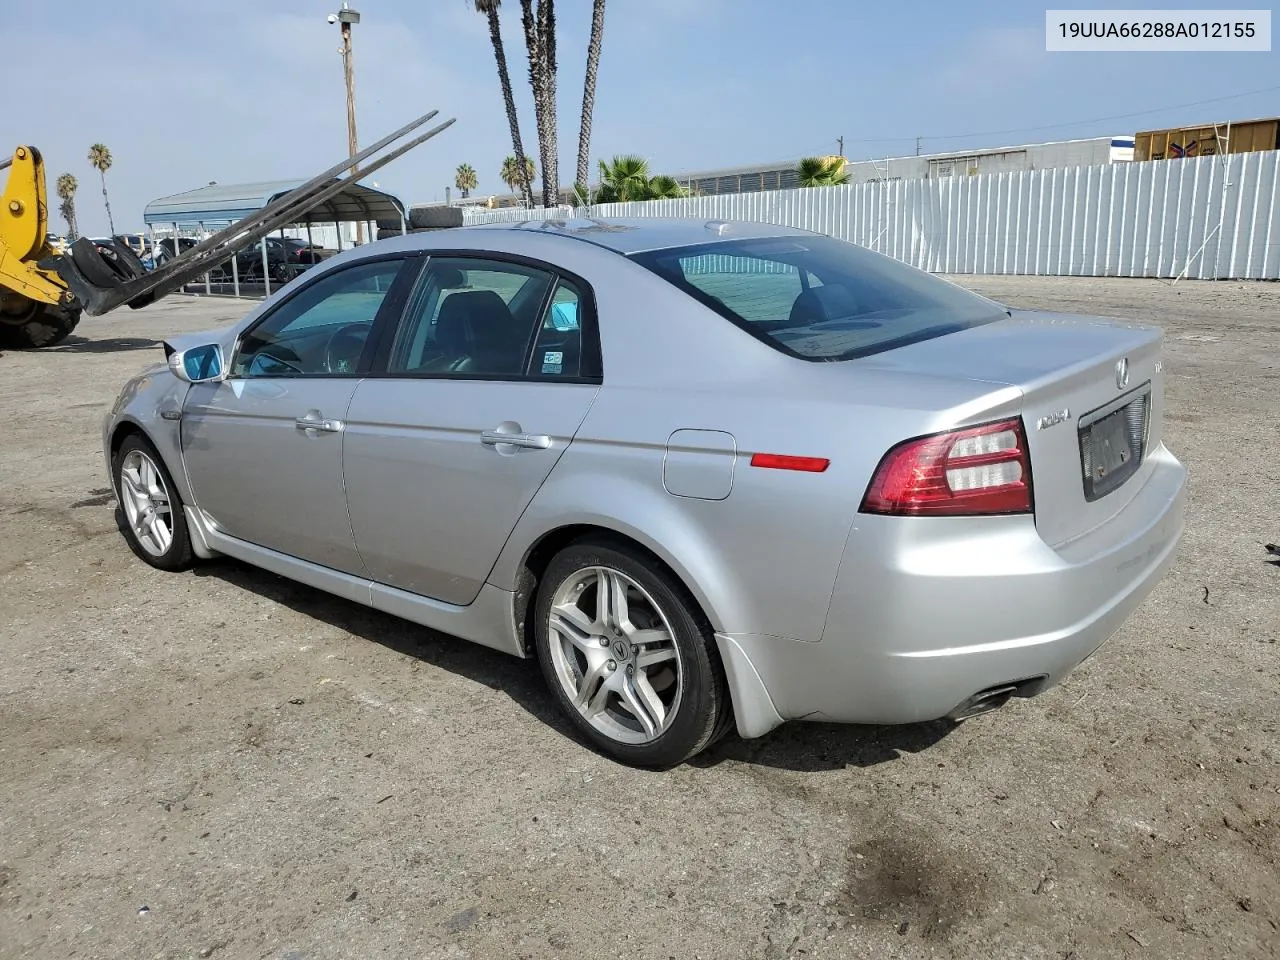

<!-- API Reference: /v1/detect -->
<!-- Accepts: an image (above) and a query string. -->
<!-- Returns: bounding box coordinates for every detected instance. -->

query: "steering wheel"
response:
[324,322,371,374]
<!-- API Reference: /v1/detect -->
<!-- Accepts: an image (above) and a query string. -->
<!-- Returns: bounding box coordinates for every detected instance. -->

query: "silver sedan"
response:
[104,218,1186,768]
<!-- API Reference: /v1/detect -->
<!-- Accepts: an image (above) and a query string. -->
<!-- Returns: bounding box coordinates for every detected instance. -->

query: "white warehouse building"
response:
[669,135,1137,196]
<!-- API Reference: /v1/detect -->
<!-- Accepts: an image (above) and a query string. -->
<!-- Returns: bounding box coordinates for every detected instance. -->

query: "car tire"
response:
[112,434,195,572]
[69,237,125,288]
[533,538,733,768]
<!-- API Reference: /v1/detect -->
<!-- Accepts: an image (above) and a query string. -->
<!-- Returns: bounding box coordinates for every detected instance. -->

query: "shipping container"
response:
[1134,117,1279,161]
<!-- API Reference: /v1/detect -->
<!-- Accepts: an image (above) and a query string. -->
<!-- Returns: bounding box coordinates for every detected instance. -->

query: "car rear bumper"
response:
[723,445,1186,729]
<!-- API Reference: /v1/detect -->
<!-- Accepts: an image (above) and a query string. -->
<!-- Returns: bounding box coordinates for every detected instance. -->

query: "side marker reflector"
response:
[749,453,830,473]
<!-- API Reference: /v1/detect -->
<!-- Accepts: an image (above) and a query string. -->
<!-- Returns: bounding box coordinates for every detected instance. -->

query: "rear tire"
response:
[112,435,195,571]
[0,300,81,348]
[533,539,732,768]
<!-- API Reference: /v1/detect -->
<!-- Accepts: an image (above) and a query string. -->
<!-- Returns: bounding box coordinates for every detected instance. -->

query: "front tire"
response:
[113,435,195,571]
[0,297,80,349]
[533,539,732,768]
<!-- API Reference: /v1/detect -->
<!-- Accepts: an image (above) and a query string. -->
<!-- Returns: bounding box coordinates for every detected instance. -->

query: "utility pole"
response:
[331,3,364,244]
[915,136,922,156]
[837,136,844,157]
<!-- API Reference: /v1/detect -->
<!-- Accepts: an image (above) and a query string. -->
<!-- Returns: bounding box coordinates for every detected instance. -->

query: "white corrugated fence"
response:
[461,151,1280,280]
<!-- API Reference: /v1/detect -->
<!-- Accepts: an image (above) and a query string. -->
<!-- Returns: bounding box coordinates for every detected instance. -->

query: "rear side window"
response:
[630,236,1007,361]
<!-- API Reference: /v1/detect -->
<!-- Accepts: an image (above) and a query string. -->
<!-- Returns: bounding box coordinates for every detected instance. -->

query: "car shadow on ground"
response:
[189,556,957,772]
[49,336,161,353]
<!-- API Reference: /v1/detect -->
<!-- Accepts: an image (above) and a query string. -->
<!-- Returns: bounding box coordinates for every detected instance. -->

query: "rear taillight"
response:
[860,417,1032,517]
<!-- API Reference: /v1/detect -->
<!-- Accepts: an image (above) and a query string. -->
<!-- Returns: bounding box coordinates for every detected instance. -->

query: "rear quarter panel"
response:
[485,240,1030,640]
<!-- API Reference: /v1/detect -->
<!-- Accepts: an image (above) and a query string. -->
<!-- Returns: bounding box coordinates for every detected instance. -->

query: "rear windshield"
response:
[629,235,1007,361]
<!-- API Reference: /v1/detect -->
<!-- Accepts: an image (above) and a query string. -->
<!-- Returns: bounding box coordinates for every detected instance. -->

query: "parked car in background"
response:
[153,237,199,264]
[102,218,1186,768]
[113,234,147,258]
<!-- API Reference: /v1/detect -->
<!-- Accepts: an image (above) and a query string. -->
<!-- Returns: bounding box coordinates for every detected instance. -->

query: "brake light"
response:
[860,417,1032,516]
[750,453,830,472]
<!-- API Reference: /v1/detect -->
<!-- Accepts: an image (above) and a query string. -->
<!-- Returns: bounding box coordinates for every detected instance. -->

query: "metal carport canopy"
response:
[142,178,406,226]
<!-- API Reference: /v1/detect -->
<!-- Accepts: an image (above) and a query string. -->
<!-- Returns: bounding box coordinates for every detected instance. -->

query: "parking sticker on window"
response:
[542,350,564,374]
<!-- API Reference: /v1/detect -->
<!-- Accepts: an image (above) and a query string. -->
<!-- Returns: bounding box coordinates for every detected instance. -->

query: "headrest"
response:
[788,283,858,326]
[435,289,516,350]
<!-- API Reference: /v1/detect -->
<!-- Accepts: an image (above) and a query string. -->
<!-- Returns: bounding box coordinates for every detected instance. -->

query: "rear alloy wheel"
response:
[534,540,732,768]
[113,435,194,571]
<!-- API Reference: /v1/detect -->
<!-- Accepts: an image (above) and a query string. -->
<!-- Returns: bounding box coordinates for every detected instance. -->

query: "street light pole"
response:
[332,3,364,244]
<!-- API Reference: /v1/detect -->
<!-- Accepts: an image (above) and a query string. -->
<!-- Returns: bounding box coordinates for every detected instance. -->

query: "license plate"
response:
[1079,392,1148,501]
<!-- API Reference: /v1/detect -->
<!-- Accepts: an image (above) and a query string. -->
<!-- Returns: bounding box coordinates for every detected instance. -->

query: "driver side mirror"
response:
[167,343,226,383]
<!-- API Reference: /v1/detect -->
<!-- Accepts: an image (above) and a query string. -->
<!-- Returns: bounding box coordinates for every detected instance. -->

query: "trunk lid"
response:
[856,309,1166,547]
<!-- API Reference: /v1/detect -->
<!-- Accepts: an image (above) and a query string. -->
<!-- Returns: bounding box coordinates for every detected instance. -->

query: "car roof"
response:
[459,216,821,255]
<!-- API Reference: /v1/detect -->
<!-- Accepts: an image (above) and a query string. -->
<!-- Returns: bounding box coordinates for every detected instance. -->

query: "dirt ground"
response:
[1,275,1276,960]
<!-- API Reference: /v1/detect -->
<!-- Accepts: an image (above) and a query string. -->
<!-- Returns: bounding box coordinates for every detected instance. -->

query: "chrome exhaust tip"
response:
[947,676,1048,721]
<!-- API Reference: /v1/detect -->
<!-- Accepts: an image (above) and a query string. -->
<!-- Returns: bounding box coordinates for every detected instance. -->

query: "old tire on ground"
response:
[0,299,82,349]
[533,538,734,768]
[111,434,195,572]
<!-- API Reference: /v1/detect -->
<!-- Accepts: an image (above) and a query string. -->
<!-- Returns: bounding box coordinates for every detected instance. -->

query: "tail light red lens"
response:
[860,417,1033,516]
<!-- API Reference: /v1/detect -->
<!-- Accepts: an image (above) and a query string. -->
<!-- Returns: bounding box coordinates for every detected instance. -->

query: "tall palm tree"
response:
[87,144,116,235]
[575,0,606,197]
[500,154,536,194]
[55,173,79,240]
[797,155,850,187]
[474,1,534,206]
[520,0,559,207]
[455,163,479,198]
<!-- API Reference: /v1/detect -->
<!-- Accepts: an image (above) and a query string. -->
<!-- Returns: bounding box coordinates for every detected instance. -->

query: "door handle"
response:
[296,414,344,433]
[480,430,551,450]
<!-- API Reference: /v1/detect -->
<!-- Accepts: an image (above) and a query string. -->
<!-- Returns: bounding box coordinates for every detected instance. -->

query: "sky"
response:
[8,0,1278,237]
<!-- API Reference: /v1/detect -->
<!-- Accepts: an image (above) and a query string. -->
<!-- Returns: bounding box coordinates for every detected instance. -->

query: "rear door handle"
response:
[480,430,551,450]
[296,414,344,433]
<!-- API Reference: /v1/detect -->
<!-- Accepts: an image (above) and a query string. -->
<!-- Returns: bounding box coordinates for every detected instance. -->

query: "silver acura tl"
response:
[104,218,1186,768]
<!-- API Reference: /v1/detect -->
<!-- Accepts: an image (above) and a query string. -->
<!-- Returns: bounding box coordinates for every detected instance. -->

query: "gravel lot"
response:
[1,275,1277,960]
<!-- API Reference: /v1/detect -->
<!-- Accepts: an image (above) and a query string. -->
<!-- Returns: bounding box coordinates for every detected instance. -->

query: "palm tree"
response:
[645,175,687,200]
[594,156,688,203]
[455,163,479,198]
[500,155,536,194]
[596,154,650,203]
[55,173,79,240]
[797,155,850,187]
[474,1,534,206]
[520,0,559,207]
[575,0,606,197]
[87,144,116,234]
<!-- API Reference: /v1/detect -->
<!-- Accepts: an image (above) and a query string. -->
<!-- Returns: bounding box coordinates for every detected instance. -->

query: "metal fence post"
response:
[261,237,271,298]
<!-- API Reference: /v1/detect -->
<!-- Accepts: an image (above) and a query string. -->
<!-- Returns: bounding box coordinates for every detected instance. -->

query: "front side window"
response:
[629,236,1007,361]
[388,258,553,377]
[233,258,405,377]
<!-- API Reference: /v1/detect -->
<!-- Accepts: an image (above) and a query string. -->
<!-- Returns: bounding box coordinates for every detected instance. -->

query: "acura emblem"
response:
[1115,357,1130,390]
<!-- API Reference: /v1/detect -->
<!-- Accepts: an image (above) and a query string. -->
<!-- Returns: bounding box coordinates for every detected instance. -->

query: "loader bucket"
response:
[51,110,455,317]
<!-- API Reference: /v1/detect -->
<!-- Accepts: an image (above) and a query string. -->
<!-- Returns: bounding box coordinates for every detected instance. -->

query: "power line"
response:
[819,83,1280,150]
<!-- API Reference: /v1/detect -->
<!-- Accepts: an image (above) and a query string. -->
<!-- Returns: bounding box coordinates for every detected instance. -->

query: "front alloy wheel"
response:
[113,435,194,571]
[534,540,732,767]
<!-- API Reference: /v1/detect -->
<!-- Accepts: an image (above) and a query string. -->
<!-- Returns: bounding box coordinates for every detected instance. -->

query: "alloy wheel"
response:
[118,449,175,558]
[547,566,684,744]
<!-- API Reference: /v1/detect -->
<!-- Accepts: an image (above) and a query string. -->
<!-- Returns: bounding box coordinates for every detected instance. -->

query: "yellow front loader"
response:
[0,108,454,349]
[0,146,82,347]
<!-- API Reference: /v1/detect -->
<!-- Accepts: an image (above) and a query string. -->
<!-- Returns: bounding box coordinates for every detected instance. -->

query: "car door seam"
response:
[338,377,375,592]
[480,385,604,592]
